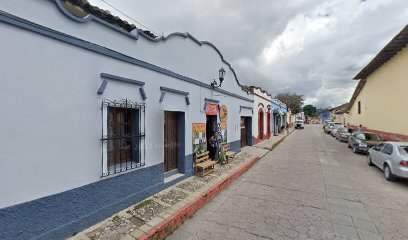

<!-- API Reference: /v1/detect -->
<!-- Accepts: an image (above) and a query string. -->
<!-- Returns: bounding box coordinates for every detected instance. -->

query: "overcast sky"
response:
[88,0,408,108]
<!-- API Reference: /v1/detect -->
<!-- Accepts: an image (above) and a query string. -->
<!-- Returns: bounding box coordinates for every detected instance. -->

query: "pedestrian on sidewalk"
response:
[209,132,219,161]
[286,121,289,134]
[356,124,363,133]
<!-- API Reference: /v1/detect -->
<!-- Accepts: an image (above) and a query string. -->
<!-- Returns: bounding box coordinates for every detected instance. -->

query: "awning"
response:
[273,109,283,115]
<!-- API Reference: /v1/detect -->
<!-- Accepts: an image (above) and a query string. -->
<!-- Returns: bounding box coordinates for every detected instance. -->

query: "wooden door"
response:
[241,117,247,147]
[107,107,133,167]
[267,112,271,137]
[164,112,179,172]
[258,109,264,139]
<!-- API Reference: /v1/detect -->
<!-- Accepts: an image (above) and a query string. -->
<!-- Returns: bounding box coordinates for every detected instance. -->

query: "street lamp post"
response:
[211,67,226,89]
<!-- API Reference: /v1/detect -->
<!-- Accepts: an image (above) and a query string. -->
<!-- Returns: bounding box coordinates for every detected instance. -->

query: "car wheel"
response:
[384,164,396,181]
[352,145,358,153]
[367,155,374,166]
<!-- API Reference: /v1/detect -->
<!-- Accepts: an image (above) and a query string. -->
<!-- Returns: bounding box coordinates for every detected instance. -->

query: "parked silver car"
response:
[335,127,351,142]
[330,125,342,137]
[324,122,341,134]
[368,142,408,181]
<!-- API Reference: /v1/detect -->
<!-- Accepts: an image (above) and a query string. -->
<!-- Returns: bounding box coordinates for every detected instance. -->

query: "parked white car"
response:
[368,142,408,181]
[295,120,304,129]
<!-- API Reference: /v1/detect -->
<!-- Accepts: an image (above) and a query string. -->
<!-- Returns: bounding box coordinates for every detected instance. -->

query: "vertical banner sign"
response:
[219,105,228,144]
[192,123,206,155]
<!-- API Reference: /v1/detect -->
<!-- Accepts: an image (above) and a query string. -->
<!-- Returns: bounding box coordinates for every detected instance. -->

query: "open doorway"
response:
[258,109,264,139]
[241,117,252,147]
[206,115,218,151]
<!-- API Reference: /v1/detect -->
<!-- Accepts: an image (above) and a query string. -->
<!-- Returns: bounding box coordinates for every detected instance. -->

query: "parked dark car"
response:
[335,127,351,142]
[348,132,383,154]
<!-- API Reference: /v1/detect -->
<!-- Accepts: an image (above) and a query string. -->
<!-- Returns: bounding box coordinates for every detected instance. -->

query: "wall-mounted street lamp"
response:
[267,105,272,112]
[211,67,226,89]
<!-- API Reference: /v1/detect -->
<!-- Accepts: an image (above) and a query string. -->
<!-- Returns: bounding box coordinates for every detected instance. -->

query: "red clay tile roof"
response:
[63,0,157,37]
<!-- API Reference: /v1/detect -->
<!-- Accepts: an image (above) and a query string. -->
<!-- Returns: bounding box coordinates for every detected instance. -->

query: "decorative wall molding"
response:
[0,9,253,103]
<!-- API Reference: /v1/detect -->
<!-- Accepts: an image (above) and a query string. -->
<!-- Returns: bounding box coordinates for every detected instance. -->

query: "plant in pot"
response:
[218,153,227,165]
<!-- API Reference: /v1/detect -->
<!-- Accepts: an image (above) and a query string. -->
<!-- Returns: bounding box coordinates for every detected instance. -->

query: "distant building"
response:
[241,86,287,143]
[348,25,408,141]
[319,109,331,123]
[330,103,349,126]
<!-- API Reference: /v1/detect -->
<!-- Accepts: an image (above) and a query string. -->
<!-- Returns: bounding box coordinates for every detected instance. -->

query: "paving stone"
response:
[349,209,371,221]
[327,197,346,207]
[357,229,383,240]
[345,201,366,212]
[146,217,165,227]
[129,229,145,239]
[331,213,353,227]
[139,224,153,234]
[120,234,135,240]
[352,218,378,233]
[329,204,350,216]
[333,224,359,240]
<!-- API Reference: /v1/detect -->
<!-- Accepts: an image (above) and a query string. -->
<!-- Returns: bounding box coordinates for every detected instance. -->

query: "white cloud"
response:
[88,0,408,108]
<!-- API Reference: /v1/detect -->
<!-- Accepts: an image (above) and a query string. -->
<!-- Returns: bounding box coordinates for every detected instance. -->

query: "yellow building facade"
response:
[348,26,408,141]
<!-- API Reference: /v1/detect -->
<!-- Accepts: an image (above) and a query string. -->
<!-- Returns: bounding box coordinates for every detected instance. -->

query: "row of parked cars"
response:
[323,120,408,181]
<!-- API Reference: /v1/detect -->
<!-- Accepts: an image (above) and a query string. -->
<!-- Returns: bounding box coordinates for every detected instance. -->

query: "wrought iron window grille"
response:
[101,98,146,177]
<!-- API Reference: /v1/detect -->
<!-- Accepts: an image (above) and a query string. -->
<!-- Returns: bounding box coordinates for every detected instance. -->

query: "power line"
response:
[97,0,160,36]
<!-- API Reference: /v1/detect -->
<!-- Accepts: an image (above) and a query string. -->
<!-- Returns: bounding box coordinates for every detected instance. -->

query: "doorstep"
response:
[164,173,185,183]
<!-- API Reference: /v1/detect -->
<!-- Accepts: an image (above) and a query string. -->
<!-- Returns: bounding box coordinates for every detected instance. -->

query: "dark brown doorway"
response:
[206,115,218,151]
[258,109,264,139]
[241,117,247,147]
[267,112,271,137]
[164,112,179,172]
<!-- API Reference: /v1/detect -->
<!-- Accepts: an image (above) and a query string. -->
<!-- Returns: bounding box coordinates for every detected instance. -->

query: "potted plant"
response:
[218,153,227,165]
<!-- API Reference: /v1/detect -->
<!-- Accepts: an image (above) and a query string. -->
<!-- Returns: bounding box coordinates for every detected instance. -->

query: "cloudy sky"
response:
[88,0,408,108]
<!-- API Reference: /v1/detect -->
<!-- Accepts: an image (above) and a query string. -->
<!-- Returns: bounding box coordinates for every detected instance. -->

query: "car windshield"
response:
[398,146,408,155]
[333,125,340,129]
[338,128,348,133]
[363,133,381,141]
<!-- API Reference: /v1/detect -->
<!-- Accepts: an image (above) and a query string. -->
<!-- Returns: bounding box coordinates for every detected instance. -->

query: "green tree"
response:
[275,92,304,114]
[303,104,317,117]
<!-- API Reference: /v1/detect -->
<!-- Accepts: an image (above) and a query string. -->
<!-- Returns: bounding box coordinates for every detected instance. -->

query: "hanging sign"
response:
[219,105,228,144]
[192,123,207,155]
[220,105,228,122]
[205,103,219,115]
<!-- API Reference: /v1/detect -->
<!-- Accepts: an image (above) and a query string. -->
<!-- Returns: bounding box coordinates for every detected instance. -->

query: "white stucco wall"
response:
[0,0,253,208]
[252,88,272,139]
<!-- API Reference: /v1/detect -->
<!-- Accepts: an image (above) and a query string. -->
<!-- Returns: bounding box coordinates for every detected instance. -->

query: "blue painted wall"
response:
[0,163,191,240]
[319,111,331,123]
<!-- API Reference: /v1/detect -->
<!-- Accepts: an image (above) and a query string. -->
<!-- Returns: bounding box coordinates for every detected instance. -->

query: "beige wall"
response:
[349,46,408,136]
[333,113,347,126]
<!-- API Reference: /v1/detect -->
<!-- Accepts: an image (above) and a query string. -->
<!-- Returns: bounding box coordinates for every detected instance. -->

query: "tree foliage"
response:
[303,104,317,117]
[275,92,304,114]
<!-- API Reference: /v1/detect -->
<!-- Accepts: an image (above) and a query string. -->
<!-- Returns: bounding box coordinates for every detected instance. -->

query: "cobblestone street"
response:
[169,125,408,240]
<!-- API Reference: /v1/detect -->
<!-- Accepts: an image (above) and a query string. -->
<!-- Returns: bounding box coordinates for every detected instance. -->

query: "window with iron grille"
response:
[101,99,145,177]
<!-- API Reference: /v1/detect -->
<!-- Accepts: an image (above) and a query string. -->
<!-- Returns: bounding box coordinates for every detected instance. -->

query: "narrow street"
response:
[169,125,408,240]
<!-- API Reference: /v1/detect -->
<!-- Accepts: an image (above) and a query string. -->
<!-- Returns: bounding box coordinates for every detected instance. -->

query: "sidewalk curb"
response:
[139,130,293,240]
[138,155,260,240]
[271,130,293,150]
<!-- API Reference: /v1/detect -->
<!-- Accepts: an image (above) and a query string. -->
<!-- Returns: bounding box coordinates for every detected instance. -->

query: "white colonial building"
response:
[0,0,254,239]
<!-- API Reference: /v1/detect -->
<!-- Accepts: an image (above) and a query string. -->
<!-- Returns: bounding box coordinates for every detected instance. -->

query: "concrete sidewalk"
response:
[68,131,293,240]
[254,128,295,150]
